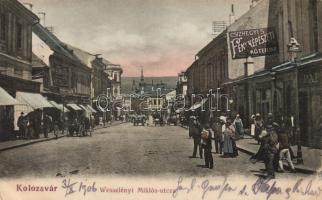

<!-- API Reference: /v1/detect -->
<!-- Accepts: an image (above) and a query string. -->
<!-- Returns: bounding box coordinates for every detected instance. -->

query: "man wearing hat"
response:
[254,113,264,144]
[190,116,203,159]
[201,124,214,169]
[260,113,279,179]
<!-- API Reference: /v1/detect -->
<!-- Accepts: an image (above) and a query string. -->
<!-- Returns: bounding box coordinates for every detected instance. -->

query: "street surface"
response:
[0,123,310,178]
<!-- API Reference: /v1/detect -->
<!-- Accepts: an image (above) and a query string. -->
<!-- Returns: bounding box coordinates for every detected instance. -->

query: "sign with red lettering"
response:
[228,28,279,59]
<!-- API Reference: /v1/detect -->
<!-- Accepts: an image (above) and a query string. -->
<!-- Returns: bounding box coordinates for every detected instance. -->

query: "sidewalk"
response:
[236,135,322,174]
[0,121,125,152]
[0,134,64,152]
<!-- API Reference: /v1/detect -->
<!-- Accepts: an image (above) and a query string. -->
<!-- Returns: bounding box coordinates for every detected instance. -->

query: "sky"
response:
[24,0,251,77]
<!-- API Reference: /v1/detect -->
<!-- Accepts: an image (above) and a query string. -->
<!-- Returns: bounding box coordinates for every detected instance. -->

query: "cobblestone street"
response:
[0,123,310,179]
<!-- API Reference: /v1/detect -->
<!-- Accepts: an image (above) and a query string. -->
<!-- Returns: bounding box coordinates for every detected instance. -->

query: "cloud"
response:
[27,0,251,76]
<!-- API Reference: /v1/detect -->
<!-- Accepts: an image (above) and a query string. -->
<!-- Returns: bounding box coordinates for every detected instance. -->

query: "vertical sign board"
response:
[229,27,279,59]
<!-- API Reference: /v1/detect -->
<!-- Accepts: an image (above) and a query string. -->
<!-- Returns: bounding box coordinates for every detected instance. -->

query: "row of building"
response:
[182,0,322,148]
[0,0,123,140]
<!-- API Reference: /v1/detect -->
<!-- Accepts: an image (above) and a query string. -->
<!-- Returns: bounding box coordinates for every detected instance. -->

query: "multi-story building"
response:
[103,59,122,99]
[176,71,187,97]
[63,44,110,100]
[33,23,92,104]
[185,30,228,109]
[223,0,322,148]
[0,0,40,94]
[0,0,41,139]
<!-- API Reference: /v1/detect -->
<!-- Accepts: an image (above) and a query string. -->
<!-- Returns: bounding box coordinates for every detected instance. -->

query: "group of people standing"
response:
[188,114,241,169]
[17,111,97,139]
[188,112,296,179]
[250,113,296,179]
[17,111,52,139]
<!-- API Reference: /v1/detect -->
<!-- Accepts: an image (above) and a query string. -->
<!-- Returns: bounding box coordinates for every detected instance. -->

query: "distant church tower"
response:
[140,67,144,83]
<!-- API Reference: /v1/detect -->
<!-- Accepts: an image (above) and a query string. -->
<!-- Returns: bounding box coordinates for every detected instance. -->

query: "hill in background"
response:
[121,76,177,94]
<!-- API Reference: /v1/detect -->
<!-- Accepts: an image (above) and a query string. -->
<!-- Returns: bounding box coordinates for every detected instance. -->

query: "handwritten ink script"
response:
[172,176,322,200]
[62,178,97,197]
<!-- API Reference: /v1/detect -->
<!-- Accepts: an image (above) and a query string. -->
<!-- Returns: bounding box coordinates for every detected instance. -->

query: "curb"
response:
[236,144,317,174]
[0,135,65,152]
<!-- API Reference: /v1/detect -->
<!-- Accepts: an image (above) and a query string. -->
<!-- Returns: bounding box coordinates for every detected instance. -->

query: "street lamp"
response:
[287,36,303,164]
[156,88,161,111]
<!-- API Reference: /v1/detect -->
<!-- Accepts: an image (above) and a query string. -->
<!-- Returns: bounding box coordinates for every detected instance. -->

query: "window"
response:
[0,13,6,41]
[16,22,23,49]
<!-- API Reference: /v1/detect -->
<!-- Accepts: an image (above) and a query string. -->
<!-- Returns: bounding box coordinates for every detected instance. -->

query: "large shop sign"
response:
[229,27,279,59]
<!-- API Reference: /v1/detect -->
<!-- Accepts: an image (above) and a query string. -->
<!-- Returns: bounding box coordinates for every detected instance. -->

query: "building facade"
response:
[185,31,228,109]
[103,59,122,99]
[0,0,41,140]
[224,0,322,148]
[176,71,187,97]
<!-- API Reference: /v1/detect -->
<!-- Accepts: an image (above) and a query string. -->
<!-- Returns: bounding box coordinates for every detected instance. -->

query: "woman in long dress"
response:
[222,119,237,157]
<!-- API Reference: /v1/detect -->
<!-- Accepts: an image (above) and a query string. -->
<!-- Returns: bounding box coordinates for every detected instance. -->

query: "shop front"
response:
[298,60,322,148]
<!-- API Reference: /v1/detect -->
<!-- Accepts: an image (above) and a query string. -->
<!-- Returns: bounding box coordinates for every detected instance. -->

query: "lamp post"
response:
[156,88,161,112]
[287,37,303,164]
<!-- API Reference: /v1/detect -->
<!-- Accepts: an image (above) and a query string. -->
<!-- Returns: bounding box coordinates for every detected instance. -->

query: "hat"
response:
[256,113,260,117]
[219,116,227,123]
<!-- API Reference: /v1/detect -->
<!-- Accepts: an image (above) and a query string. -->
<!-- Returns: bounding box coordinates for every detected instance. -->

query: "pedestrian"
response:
[43,114,52,138]
[34,110,42,139]
[254,113,264,144]
[233,114,244,139]
[190,117,203,159]
[188,115,196,139]
[90,114,95,131]
[17,112,27,139]
[259,113,279,179]
[201,124,214,169]
[212,118,223,154]
[278,119,296,173]
[250,114,256,136]
[148,114,153,126]
[222,119,237,157]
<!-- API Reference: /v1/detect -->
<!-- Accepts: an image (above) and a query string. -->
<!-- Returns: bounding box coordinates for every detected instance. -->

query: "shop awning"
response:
[189,98,208,110]
[175,108,184,113]
[67,104,83,111]
[16,91,53,109]
[86,105,97,113]
[0,87,22,106]
[49,101,70,112]
[78,104,91,113]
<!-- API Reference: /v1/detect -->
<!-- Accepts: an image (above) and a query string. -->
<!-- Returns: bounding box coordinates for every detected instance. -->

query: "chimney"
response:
[250,0,259,8]
[38,12,46,27]
[229,4,236,25]
[23,3,33,10]
[244,57,255,76]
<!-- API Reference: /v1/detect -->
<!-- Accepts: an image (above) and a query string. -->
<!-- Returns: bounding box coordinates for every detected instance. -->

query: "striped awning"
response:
[78,104,90,112]
[86,105,97,113]
[67,104,83,111]
[49,101,70,112]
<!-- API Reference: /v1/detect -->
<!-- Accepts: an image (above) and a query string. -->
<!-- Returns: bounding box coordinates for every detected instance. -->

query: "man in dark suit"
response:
[17,112,27,139]
[190,116,203,159]
[201,124,214,169]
